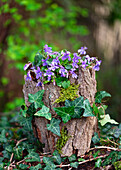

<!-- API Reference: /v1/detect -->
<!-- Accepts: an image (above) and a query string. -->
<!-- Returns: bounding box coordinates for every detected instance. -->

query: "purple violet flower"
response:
[36,81,42,87]
[70,69,78,79]
[43,44,52,53]
[42,57,49,66]
[93,60,101,71]
[26,71,32,81]
[24,63,32,70]
[35,67,42,79]
[59,66,68,78]
[49,58,60,71]
[44,69,54,81]
[81,60,88,69]
[61,51,71,61]
[78,47,87,55]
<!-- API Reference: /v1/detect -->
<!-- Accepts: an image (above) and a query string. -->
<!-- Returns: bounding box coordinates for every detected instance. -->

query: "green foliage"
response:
[70,162,79,168]
[29,163,42,170]
[56,127,70,153]
[54,84,79,103]
[82,99,94,117]
[34,105,52,120]
[28,90,44,109]
[92,132,100,144]
[52,150,62,165]
[25,149,40,162]
[65,96,84,118]
[43,157,56,170]
[53,106,74,123]
[99,114,119,126]
[47,118,61,136]
[95,91,111,103]
[68,154,76,162]
[113,161,121,170]
[95,158,102,168]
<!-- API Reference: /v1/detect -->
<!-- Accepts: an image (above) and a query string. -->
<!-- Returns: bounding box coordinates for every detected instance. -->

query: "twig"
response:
[89,146,121,152]
[16,138,27,146]
[56,153,109,168]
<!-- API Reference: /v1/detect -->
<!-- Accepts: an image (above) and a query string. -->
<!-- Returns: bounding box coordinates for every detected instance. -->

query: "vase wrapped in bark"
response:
[23,66,97,157]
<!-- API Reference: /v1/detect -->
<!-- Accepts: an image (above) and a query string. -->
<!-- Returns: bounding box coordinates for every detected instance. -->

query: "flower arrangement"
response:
[24,44,101,87]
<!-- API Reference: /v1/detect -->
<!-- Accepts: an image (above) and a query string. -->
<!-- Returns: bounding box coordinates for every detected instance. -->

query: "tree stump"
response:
[23,66,97,157]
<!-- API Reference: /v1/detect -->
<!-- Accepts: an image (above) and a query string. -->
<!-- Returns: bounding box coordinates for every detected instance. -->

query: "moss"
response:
[113,161,121,170]
[56,127,70,154]
[54,84,79,103]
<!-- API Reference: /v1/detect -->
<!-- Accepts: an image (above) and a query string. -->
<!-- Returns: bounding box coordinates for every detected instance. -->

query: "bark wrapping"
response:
[23,67,97,156]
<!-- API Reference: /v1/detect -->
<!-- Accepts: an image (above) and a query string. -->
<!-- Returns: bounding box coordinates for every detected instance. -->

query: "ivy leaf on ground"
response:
[70,162,79,168]
[29,163,42,170]
[43,157,57,170]
[65,96,84,118]
[54,106,74,123]
[82,99,94,117]
[28,90,44,109]
[26,103,36,116]
[18,164,29,169]
[95,158,102,168]
[34,105,51,120]
[92,132,100,144]
[99,114,119,126]
[47,118,61,136]
[0,129,7,143]
[62,81,70,89]
[25,150,40,162]
[68,154,76,162]
[95,91,111,103]
[52,149,62,165]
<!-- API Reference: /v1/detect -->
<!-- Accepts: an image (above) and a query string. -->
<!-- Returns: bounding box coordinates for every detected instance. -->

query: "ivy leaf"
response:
[54,106,74,123]
[34,105,51,120]
[52,150,62,165]
[70,162,79,168]
[47,118,61,136]
[68,154,76,162]
[62,81,70,89]
[26,103,36,116]
[95,158,102,168]
[0,129,7,143]
[43,157,56,170]
[20,108,26,117]
[19,164,29,169]
[65,96,84,118]
[28,90,44,109]
[19,116,33,131]
[95,91,111,103]
[99,114,119,126]
[25,150,40,162]
[92,132,100,144]
[82,99,95,117]
[29,163,42,170]
[93,103,99,116]
[33,52,43,66]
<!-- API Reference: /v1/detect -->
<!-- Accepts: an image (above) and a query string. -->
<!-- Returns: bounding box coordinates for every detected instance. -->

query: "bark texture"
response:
[23,67,97,156]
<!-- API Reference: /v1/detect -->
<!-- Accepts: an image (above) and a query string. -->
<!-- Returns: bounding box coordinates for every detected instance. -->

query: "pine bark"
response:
[23,66,97,157]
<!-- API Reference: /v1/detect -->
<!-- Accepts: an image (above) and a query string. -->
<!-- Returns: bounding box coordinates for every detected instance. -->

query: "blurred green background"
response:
[0,0,121,122]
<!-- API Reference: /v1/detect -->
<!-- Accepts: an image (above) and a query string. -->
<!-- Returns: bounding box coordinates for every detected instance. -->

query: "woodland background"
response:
[0,0,121,122]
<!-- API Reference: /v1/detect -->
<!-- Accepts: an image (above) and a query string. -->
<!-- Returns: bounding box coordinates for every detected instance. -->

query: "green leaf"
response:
[52,150,62,165]
[68,154,76,162]
[82,99,94,117]
[34,105,51,120]
[19,164,29,169]
[78,158,85,162]
[19,116,33,131]
[62,81,70,89]
[47,118,61,136]
[92,132,100,144]
[20,108,26,117]
[25,150,40,162]
[99,114,119,126]
[28,90,44,109]
[0,129,7,143]
[43,157,56,170]
[54,106,74,123]
[33,52,43,66]
[93,103,99,116]
[65,96,84,118]
[95,158,102,168]
[95,91,111,103]
[70,162,79,168]
[29,163,42,170]
[26,103,36,116]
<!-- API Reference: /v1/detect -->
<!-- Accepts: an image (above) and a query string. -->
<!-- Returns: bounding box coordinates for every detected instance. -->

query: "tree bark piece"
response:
[23,67,97,156]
